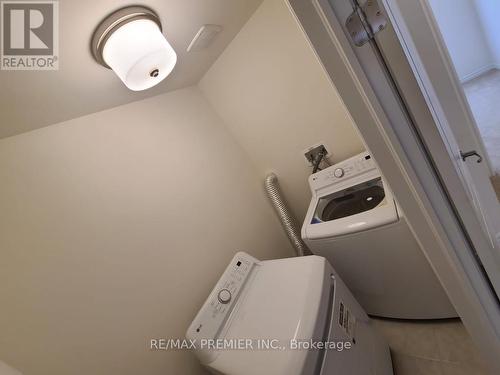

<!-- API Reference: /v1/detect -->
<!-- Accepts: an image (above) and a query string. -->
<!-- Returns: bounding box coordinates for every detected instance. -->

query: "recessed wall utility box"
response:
[303,143,330,167]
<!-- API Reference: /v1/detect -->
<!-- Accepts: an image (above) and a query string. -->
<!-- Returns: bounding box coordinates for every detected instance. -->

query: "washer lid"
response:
[304,177,398,239]
[313,177,386,222]
[209,256,331,375]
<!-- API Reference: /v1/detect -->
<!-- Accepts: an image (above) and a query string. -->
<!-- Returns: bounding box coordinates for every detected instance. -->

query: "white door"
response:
[379,0,500,296]
[304,0,500,294]
[379,0,500,251]
[288,0,500,370]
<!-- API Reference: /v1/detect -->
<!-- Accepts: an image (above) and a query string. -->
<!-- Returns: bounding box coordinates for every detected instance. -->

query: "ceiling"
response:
[0,0,263,139]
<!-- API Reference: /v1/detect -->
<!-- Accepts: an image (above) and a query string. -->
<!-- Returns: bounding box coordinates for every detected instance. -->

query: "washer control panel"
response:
[217,289,231,304]
[333,168,344,178]
[310,152,377,190]
[186,252,258,346]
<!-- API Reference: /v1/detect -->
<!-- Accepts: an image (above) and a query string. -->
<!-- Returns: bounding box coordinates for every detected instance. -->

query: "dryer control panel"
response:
[186,252,258,362]
[309,152,377,192]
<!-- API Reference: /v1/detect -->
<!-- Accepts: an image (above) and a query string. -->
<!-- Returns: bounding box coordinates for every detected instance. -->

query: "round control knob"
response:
[333,168,345,178]
[217,289,232,304]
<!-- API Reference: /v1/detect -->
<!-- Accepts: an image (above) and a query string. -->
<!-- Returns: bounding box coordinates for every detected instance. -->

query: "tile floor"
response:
[463,69,500,176]
[372,318,490,375]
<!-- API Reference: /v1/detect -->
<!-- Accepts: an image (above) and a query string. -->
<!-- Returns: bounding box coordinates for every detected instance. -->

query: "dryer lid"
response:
[208,256,332,375]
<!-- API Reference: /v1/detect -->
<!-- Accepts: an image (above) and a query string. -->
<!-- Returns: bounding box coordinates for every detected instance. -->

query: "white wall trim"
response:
[460,64,498,83]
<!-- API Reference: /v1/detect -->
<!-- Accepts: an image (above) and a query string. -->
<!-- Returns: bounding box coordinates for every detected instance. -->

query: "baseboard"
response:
[460,64,498,83]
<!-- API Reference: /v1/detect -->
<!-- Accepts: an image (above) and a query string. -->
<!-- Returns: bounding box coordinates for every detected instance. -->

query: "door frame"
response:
[287,0,500,372]
[380,0,500,251]
[389,0,493,177]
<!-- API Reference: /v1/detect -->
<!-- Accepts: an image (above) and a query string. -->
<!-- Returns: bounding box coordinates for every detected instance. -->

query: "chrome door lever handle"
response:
[460,150,482,163]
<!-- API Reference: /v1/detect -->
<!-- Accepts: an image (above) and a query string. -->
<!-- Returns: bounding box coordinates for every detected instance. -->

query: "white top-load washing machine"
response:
[302,152,456,319]
[187,252,392,375]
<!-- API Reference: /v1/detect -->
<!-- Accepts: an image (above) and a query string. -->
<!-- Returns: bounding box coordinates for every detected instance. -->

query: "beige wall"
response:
[0,1,366,373]
[0,87,293,375]
[428,0,493,81]
[199,0,364,221]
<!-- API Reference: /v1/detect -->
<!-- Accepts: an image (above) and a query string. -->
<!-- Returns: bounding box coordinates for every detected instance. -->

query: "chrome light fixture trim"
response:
[91,6,162,69]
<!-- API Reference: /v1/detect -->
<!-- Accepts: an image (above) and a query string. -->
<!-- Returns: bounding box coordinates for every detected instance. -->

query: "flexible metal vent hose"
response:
[264,173,309,257]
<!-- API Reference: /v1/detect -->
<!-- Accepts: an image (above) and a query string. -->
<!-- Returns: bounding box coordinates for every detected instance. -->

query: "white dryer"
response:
[187,252,392,375]
[302,152,456,319]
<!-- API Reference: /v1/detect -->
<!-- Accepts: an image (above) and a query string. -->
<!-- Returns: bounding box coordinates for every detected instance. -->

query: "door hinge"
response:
[346,0,387,47]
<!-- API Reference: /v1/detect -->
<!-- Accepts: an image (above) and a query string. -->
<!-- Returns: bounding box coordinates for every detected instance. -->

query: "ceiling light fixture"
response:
[91,6,177,91]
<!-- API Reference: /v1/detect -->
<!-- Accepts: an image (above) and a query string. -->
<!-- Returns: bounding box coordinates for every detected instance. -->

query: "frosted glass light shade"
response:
[102,19,177,91]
